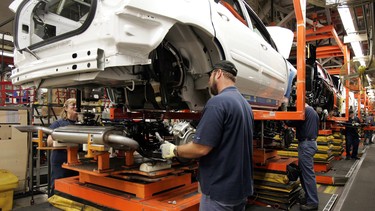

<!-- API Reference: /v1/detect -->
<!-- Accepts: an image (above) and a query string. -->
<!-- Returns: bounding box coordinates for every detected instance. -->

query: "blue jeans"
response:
[298,140,319,205]
[199,194,247,211]
[49,150,78,197]
[346,135,360,158]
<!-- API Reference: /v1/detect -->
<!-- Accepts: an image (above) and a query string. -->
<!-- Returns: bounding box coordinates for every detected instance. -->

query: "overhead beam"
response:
[317,45,341,52]
[327,68,341,75]
[277,10,295,26]
[306,25,345,52]
[316,53,344,58]
[343,33,368,43]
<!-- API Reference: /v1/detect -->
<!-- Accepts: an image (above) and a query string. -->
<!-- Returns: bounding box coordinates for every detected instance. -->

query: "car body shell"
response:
[10,0,294,111]
[305,61,342,112]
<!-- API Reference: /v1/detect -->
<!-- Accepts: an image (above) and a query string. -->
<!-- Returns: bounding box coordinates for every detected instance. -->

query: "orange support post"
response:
[125,150,135,166]
[66,147,80,165]
[97,152,110,172]
[344,45,350,121]
[253,0,306,120]
[328,45,350,122]
[33,129,45,148]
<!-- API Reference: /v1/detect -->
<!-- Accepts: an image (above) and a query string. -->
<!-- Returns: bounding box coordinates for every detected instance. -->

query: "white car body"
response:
[10,0,294,111]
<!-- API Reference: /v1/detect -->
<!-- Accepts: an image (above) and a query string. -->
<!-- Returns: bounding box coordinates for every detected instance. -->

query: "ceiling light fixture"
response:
[338,6,365,66]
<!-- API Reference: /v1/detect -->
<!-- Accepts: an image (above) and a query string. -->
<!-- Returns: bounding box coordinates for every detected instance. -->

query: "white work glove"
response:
[160,142,177,159]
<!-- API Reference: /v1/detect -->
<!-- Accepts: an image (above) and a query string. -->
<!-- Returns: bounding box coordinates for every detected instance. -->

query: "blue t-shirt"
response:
[50,119,76,165]
[286,105,319,141]
[193,86,254,203]
[346,116,360,138]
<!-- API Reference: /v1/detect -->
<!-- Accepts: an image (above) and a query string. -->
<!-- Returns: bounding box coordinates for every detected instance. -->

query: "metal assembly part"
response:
[15,125,139,150]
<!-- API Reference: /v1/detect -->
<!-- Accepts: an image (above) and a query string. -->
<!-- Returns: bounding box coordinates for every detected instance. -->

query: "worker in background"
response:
[285,103,319,211]
[345,110,361,159]
[160,60,254,211]
[364,112,374,145]
[47,98,79,197]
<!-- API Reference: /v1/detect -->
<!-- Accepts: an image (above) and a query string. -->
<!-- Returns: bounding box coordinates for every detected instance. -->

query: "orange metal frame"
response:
[316,175,335,185]
[57,140,200,209]
[306,25,345,58]
[79,172,192,199]
[304,19,350,122]
[55,176,200,211]
[254,157,298,172]
[253,0,306,120]
[314,162,332,173]
[253,148,279,165]
[318,129,332,135]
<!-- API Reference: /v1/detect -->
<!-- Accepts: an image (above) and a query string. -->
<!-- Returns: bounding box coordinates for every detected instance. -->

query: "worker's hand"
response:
[160,142,177,159]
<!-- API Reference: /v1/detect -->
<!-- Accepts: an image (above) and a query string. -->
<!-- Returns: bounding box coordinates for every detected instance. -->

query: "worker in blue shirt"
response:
[160,60,254,211]
[47,98,79,197]
[364,112,374,145]
[285,104,319,211]
[345,110,361,159]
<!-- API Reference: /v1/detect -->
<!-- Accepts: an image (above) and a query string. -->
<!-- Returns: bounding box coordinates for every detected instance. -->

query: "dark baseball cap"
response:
[212,60,238,76]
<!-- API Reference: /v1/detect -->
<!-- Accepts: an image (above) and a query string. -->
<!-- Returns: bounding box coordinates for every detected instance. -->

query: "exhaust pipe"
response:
[15,125,53,134]
[14,125,139,150]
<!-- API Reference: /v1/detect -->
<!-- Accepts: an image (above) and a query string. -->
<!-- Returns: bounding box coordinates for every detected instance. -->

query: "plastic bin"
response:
[0,169,19,211]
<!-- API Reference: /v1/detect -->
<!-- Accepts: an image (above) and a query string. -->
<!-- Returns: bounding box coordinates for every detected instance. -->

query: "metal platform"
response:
[55,176,200,211]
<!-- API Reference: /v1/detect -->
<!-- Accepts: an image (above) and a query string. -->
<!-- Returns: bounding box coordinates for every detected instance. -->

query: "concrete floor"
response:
[13,193,50,210]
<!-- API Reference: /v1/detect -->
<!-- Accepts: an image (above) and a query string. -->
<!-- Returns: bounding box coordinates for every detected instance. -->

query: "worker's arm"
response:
[47,135,54,147]
[177,141,212,159]
[160,141,212,159]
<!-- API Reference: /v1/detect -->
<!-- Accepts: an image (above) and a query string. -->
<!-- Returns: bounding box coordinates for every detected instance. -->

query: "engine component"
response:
[171,121,196,163]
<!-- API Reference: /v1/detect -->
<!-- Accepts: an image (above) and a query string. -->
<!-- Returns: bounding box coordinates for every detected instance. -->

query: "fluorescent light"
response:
[338,7,355,33]
[351,41,363,57]
[338,6,365,65]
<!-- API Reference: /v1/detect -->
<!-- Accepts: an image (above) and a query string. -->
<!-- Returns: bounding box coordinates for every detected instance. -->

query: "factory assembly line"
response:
[2,0,374,210]
[6,0,306,209]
